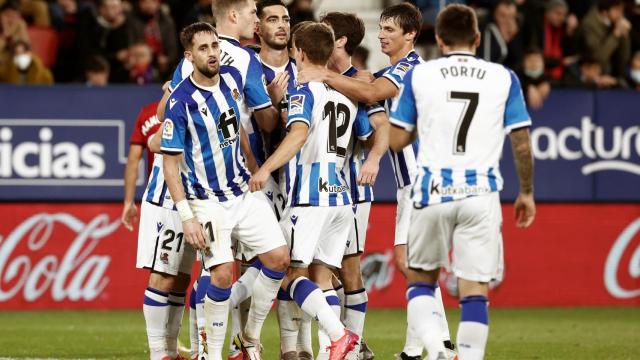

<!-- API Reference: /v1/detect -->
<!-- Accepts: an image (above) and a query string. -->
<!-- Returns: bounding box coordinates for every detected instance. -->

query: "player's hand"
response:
[355,70,374,83]
[358,157,379,186]
[121,202,138,231]
[249,167,270,192]
[297,68,327,84]
[183,218,206,249]
[514,192,535,228]
[267,71,290,104]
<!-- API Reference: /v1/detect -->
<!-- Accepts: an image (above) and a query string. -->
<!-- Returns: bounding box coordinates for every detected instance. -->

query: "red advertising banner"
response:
[0,203,638,309]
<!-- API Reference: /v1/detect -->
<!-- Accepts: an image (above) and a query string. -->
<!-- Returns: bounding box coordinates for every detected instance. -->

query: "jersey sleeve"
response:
[504,69,532,133]
[169,58,193,92]
[389,68,417,132]
[354,104,374,140]
[382,61,413,89]
[160,97,188,154]
[129,107,146,146]
[244,52,272,111]
[286,86,314,128]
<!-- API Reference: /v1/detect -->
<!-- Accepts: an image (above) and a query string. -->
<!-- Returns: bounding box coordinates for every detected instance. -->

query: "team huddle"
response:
[122,1,536,360]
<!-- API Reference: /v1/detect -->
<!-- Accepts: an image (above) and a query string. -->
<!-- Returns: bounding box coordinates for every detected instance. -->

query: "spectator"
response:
[50,0,94,82]
[578,0,631,77]
[524,0,579,83]
[517,48,551,110]
[0,39,53,84]
[626,50,640,90]
[127,42,156,84]
[85,54,109,86]
[352,45,369,70]
[0,0,50,26]
[76,0,134,83]
[183,0,213,30]
[563,55,619,88]
[287,0,314,27]
[478,0,524,68]
[129,0,178,78]
[0,0,28,57]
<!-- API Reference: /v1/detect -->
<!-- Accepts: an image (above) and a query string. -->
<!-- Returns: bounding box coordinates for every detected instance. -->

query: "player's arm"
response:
[156,81,172,124]
[240,125,258,174]
[299,68,398,104]
[160,102,206,249]
[121,144,143,231]
[246,53,280,133]
[253,106,279,133]
[389,126,416,152]
[249,122,308,192]
[359,109,389,185]
[388,68,418,152]
[505,70,535,228]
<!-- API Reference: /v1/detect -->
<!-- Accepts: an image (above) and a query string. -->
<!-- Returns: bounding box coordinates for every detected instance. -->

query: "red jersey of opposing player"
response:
[129,101,161,176]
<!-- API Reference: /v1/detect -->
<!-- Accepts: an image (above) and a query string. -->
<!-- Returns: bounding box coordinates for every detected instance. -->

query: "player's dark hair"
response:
[257,0,286,19]
[320,12,365,56]
[180,22,218,50]
[293,22,335,65]
[379,3,422,42]
[436,4,478,48]
[212,0,249,23]
[597,0,624,11]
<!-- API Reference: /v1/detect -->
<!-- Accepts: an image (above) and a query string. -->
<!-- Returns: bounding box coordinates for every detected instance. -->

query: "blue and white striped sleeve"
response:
[382,61,413,89]
[286,86,314,128]
[160,98,187,154]
[504,69,532,133]
[169,58,192,92]
[389,68,417,132]
[354,104,374,140]
[244,52,272,111]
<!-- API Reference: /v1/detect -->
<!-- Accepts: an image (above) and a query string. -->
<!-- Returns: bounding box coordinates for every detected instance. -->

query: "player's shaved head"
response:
[380,3,422,42]
[436,4,479,48]
[293,22,335,65]
[320,12,365,56]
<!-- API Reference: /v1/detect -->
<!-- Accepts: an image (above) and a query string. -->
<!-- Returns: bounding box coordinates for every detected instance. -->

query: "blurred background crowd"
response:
[1,0,640,108]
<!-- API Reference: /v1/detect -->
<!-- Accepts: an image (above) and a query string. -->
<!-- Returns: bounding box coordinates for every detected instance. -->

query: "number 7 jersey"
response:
[390,53,531,206]
[286,82,373,207]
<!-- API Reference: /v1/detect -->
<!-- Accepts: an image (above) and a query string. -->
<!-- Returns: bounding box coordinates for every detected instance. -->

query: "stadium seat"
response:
[27,26,59,68]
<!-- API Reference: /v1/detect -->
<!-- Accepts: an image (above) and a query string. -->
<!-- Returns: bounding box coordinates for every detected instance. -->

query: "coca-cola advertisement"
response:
[1,203,638,309]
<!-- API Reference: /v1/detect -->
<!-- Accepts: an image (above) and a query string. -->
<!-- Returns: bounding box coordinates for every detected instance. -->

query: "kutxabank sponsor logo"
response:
[604,218,640,299]
[531,116,640,175]
[0,119,143,186]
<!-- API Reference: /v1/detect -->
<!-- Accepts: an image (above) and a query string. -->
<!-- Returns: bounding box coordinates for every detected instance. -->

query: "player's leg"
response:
[188,280,199,360]
[311,266,340,360]
[452,193,502,360]
[195,268,211,359]
[167,272,192,359]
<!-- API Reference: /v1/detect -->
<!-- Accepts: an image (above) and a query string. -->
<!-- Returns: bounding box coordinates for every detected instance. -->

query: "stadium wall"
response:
[0,86,638,309]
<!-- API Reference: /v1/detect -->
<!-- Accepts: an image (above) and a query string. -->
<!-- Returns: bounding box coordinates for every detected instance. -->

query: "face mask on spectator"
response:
[524,69,544,79]
[631,70,640,84]
[13,54,32,71]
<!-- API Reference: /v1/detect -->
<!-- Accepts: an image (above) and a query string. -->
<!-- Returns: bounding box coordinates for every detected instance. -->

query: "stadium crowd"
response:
[1,0,640,98]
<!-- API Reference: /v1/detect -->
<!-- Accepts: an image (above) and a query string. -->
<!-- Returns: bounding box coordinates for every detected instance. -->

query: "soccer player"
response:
[297,4,454,358]
[389,4,535,360]
[319,11,389,360]
[161,22,290,360]
[249,22,366,360]
[124,94,196,360]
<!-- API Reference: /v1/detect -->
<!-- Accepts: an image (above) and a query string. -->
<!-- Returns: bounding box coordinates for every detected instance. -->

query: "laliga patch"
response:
[289,94,305,115]
[392,62,411,78]
[163,119,174,140]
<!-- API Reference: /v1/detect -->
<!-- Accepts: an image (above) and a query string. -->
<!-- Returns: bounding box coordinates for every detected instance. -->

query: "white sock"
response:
[335,283,345,321]
[289,277,344,341]
[406,283,446,360]
[297,312,313,355]
[457,296,489,360]
[204,285,231,360]
[318,289,341,355]
[230,260,262,307]
[196,273,211,359]
[143,287,170,360]
[229,304,242,353]
[278,289,301,354]
[189,283,199,360]
[167,292,186,358]
[344,288,367,354]
[403,324,424,357]
[435,285,452,342]
[244,266,285,342]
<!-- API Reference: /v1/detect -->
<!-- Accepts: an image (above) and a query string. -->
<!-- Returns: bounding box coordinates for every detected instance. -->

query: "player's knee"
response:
[148,271,175,292]
[261,245,290,272]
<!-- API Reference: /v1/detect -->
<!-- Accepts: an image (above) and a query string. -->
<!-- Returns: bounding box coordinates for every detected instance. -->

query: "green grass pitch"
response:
[0,308,638,359]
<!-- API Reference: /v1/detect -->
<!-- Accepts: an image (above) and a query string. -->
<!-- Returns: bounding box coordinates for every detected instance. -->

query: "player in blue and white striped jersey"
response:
[296,4,454,358]
[389,5,535,360]
[160,23,289,360]
[250,22,363,360]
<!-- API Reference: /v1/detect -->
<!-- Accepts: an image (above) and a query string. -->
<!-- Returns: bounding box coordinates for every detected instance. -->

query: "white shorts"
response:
[394,186,412,246]
[280,205,352,268]
[344,202,371,256]
[407,192,503,283]
[234,177,286,261]
[190,191,286,270]
[136,201,197,276]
